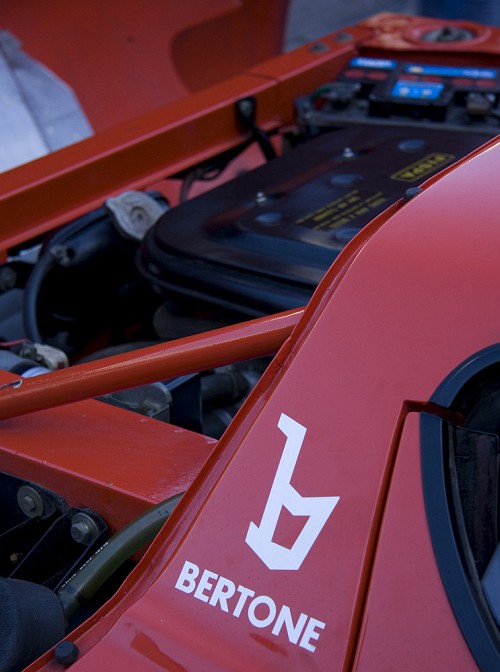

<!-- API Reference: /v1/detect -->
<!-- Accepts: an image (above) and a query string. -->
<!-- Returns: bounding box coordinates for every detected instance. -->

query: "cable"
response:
[22,251,57,343]
[22,208,107,344]
[57,493,182,620]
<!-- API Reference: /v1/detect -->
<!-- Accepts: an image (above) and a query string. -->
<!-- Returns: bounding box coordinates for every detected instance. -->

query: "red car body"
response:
[0,7,498,671]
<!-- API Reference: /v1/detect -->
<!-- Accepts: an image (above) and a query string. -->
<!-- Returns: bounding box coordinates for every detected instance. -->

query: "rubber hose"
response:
[22,208,107,343]
[22,251,57,343]
[57,493,182,620]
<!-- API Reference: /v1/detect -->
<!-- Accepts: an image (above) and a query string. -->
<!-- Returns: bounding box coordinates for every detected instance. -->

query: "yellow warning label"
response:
[295,189,388,231]
[391,152,455,182]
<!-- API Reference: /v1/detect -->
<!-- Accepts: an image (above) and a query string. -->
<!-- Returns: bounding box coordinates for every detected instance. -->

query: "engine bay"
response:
[1,55,497,435]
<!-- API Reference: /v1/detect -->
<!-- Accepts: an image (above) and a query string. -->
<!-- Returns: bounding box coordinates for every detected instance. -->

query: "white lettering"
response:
[174,560,327,653]
[299,617,326,652]
[271,605,308,644]
[193,569,218,602]
[246,413,340,570]
[174,560,199,593]
[233,585,255,617]
[209,576,236,612]
[248,595,276,628]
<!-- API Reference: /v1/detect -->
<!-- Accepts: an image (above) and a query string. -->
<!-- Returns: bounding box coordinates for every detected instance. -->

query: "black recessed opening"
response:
[421,345,500,671]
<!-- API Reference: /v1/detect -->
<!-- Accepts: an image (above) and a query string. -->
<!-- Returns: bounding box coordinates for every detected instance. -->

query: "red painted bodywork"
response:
[0,9,498,672]
[0,0,289,132]
[36,137,500,672]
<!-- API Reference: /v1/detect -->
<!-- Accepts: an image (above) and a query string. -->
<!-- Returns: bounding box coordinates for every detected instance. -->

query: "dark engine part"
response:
[297,57,500,131]
[0,577,65,672]
[138,124,491,316]
[77,336,265,438]
[0,471,182,672]
[0,473,108,592]
[0,472,109,671]
[21,194,167,358]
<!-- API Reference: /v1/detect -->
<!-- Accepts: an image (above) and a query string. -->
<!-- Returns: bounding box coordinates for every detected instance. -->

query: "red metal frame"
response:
[0,309,302,420]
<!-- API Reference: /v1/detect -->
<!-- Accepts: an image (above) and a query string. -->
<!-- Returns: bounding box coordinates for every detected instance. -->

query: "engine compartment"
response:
[0,58,497,435]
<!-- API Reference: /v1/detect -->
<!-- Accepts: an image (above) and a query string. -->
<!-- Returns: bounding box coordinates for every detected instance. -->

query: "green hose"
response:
[58,493,183,620]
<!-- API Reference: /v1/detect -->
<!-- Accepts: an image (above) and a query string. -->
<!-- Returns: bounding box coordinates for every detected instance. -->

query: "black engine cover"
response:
[139,125,491,315]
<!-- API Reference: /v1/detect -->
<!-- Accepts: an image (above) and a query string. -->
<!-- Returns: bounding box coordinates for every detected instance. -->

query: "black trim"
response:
[421,344,500,671]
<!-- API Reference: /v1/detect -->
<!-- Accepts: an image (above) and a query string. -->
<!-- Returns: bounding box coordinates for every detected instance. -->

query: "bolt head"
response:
[238,99,253,116]
[403,187,423,202]
[334,32,353,42]
[17,485,44,518]
[71,521,91,544]
[342,147,355,160]
[70,512,100,545]
[21,495,36,511]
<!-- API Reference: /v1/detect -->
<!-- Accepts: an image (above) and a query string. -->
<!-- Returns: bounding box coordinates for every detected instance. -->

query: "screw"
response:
[403,187,423,202]
[342,147,355,160]
[334,32,353,43]
[71,512,99,545]
[22,495,36,511]
[237,98,254,117]
[17,486,44,518]
[130,205,148,227]
[51,245,74,267]
[0,266,17,291]
[54,641,80,666]
[309,42,329,53]
[71,522,91,544]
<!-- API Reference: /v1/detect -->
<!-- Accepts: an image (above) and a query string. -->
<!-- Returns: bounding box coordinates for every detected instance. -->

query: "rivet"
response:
[54,641,80,666]
[403,187,423,202]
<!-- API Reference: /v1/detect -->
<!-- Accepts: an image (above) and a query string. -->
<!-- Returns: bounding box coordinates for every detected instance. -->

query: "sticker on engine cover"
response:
[349,57,397,70]
[405,64,497,80]
[391,152,455,182]
[294,189,388,231]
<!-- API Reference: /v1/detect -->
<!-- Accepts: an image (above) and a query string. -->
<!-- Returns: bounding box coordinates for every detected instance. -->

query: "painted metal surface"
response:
[0,384,217,533]
[0,29,364,249]
[0,0,289,132]
[353,413,478,671]
[1,10,500,672]
[25,135,500,671]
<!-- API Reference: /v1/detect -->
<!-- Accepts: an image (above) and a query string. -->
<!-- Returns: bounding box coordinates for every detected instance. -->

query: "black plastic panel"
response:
[140,125,491,314]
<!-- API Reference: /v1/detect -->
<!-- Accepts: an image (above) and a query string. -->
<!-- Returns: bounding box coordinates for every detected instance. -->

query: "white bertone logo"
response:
[245,413,339,570]
[175,560,326,652]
